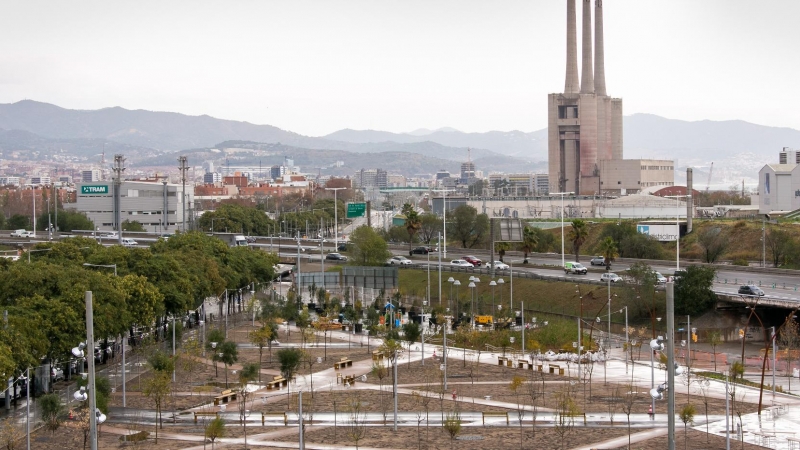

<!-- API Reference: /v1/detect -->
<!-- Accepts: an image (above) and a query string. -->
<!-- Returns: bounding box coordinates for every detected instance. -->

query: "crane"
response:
[705,162,714,192]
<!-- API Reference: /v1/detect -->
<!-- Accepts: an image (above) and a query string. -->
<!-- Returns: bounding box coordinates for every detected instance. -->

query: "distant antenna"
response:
[468,147,471,163]
[101,143,107,180]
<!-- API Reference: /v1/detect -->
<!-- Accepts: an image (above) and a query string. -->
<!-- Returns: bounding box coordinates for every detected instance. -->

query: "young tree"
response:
[371,361,389,423]
[566,219,589,262]
[597,236,619,270]
[450,204,489,248]
[143,371,171,441]
[277,348,302,407]
[248,325,273,382]
[780,316,800,390]
[679,404,696,450]
[698,379,712,443]
[509,376,526,447]
[237,363,259,449]
[766,228,793,267]
[205,417,226,450]
[39,393,65,435]
[553,386,578,450]
[442,407,462,450]
[526,372,544,437]
[0,417,23,450]
[708,330,722,371]
[621,384,637,450]
[219,341,239,388]
[518,226,539,264]
[697,227,728,263]
[403,322,421,367]
[349,225,392,266]
[345,391,367,450]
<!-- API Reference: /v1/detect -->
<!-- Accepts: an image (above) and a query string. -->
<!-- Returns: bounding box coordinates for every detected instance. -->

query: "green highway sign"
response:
[81,185,109,195]
[346,202,366,218]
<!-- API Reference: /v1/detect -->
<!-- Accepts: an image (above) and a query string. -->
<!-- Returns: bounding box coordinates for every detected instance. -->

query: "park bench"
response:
[261,412,288,426]
[549,364,565,375]
[753,432,776,447]
[557,412,586,425]
[536,363,544,372]
[213,389,237,406]
[497,356,507,366]
[266,375,287,390]
[482,411,509,426]
[786,436,800,450]
[334,357,353,370]
[372,350,385,361]
[337,373,357,385]
[193,411,219,423]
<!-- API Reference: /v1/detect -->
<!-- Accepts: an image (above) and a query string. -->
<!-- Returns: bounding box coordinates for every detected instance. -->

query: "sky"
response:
[1,0,798,137]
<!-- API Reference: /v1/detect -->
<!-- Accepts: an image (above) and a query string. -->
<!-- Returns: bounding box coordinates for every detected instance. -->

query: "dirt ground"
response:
[20,312,770,449]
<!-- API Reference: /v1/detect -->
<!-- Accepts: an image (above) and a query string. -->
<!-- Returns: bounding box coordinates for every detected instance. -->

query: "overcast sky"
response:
[1,0,798,137]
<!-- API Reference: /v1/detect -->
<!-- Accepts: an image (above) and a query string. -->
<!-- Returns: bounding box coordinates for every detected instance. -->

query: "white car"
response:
[388,256,412,266]
[10,229,34,238]
[489,261,510,270]
[600,272,622,283]
[100,232,118,239]
[654,272,667,284]
[450,260,474,268]
[121,238,138,247]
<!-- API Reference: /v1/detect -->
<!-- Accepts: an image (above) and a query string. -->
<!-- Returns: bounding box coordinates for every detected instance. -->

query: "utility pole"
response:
[178,156,189,232]
[325,187,345,250]
[112,155,126,245]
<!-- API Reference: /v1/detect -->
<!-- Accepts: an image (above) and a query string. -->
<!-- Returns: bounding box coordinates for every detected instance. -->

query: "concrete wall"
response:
[76,181,190,232]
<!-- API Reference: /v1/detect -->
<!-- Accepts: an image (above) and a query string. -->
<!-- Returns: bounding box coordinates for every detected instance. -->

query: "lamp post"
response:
[325,187,345,250]
[620,306,629,374]
[468,277,479,328]
[447,277,455,311]
[72,291,102,450]
[489,280,496,322]
[320,239,326,291]
[497,278,504,310]
[665,194,691,272]
[432,189,453,259]
[453,280,461,321]
[550,192,574,268]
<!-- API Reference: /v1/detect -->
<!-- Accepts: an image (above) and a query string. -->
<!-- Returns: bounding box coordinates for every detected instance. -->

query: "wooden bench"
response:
[334,357,353,370]
[372,350,384,361]
[549,364,565,375]
[261,412,288,426]
[517,360,533,370]
[786,436,800,450]
[753,432,776,447]
[338,373,356,385]
[213,389,237,406]
[482,411,509,425]
[558,413,586,425]
[194,411,219,423]
[536,363,544,372]
[266,375,287,390]
[497,356,507,366]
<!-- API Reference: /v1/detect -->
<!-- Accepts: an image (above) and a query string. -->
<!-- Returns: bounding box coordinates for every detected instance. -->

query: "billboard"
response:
[637,223,679,242]
[80,185,109,195]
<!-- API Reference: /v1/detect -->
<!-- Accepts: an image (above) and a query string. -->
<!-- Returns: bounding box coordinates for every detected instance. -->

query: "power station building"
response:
[548,0,674,196]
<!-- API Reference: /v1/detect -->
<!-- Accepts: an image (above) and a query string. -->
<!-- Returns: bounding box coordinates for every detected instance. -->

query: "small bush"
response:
[732,258,749,266]
[733,220,747,229]
[120,431,149,442]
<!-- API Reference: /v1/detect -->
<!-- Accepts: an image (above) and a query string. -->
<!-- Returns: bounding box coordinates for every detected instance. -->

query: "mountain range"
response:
[0,100,798,184]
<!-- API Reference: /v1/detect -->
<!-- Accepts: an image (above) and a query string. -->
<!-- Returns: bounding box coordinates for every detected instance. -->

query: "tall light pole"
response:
[433,189,453,259]
[550,192,574,267]
[665,194,691,272]
[82,263,123,407]
[489,280,496,321]
[325,187,345,250]
[497,278,505,310]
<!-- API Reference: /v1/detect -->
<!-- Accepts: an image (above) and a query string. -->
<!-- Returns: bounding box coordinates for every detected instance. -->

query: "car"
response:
[10,229,34,238]
[738,285,765,296]
[337,242,349,251]
[672,269,688,281]
[654,272,667,285]
[590,256,606,266]
[100,232,118,239]
[600,272,622,283]
[450,260,474,268]
[388,256,413,266]
[409,246,432,256]
[326,252,348,261]
[159,233,173,241]
[462,255,482,266]
[489,261,509,270]
[564,262,588,275]
[121,238,138,247]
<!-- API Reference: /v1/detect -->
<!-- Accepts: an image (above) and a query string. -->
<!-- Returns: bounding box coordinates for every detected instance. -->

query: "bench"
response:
[517,360,533,370]
[334,357,353,370]
[337,373,357,385]
[266,375,287,390]
[193,411,219,423]
[787,436,800,450]
[549,364,565,375]
[213,389,237,406]
[482,412,509,426]
[753,432,776,447]
[558,413,586,425]
[536,363,544,372]
[372,350,385,361]
[498,356,507,366]
[261,412,288,426]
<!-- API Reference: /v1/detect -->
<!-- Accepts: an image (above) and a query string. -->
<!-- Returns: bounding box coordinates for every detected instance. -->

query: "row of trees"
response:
[0,231,278,384]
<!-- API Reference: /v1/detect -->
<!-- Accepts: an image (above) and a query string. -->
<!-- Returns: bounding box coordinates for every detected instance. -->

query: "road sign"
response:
[80,185,109,195]
[346,202,366,218]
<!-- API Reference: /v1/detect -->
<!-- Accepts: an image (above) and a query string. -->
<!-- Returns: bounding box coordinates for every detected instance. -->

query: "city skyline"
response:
[1,0,798,137]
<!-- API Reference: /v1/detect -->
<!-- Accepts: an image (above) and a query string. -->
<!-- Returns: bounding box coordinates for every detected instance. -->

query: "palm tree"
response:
[495,242,511,262]
[597,236,619,271]
[518,226,538,264]
[402,203,422,251]
[567,219,589,262]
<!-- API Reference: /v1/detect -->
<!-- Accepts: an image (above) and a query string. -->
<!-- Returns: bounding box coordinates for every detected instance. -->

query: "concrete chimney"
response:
[594,0,606,96]
[565,0,580,94]
[580,0,594,94]
[686,168,693,233]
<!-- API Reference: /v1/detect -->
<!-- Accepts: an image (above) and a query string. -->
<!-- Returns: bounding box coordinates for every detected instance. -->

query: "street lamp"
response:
[325,187,345,250]
[453,279,461,321]
[447,277,455,311]
[468,278,479,329]
[489,280,496,323]
[550,192,574,268]
[72,292,103,450]
[665,194,691,272]
[497,278,505,310]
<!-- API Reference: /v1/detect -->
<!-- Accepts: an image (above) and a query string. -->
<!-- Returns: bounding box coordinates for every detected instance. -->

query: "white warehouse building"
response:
[75,180,191,232]
[758,148,800,215]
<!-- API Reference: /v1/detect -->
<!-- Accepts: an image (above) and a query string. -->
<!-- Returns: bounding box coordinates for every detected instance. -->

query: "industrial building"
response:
[758,147,800,215]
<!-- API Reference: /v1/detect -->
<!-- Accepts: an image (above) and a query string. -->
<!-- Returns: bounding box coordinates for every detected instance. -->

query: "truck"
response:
[213,233,249,247]
[10,229,34,238]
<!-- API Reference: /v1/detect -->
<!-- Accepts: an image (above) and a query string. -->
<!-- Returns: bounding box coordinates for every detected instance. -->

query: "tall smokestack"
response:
[594,0,607,96]
[686,168,693,234]
[564,0,580,94]
[580,0,594,94]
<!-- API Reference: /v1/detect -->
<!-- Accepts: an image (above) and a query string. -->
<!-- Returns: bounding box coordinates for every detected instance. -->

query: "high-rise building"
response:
[353,169,388,189]
[81,169,102,182]
[548,0,623,195]
[204,172,222,184]
[460,162,476,185]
